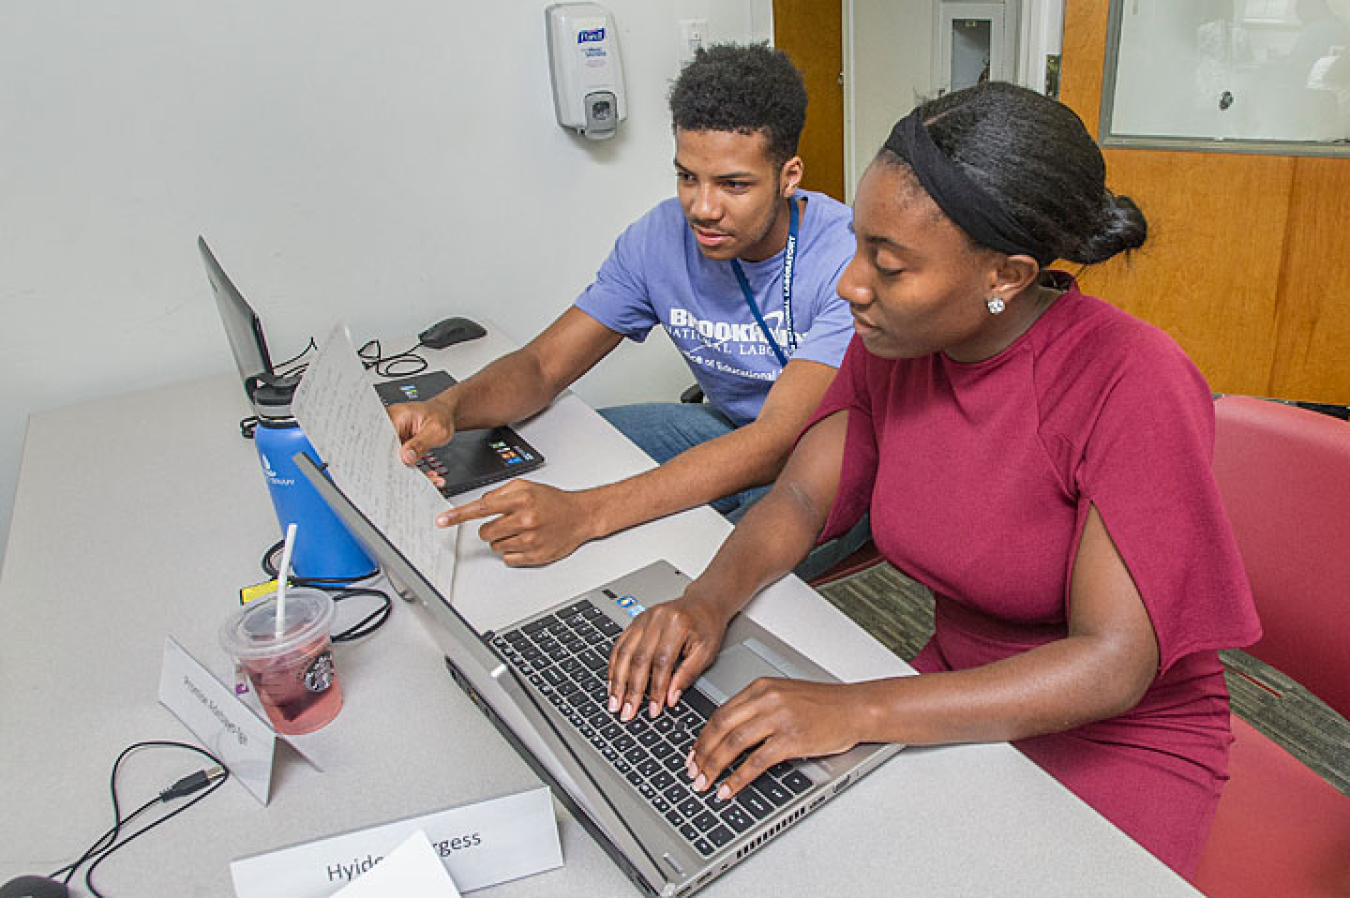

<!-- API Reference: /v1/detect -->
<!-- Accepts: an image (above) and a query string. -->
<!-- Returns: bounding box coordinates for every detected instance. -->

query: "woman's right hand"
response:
[606,589,735,722]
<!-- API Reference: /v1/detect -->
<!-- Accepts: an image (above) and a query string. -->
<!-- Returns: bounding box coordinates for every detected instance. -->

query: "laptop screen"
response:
[198,236,274,400]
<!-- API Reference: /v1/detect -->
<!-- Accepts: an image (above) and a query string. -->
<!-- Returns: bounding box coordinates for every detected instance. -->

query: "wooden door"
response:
[774,0,847,200]
[1060,1,1350,404]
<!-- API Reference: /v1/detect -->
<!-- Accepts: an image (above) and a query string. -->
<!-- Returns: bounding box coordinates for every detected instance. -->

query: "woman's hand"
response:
[686,679,872,799]
[607,591,737,722]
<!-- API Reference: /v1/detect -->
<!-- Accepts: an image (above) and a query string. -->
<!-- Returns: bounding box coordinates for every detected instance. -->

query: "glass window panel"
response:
[1101,0,1350,155]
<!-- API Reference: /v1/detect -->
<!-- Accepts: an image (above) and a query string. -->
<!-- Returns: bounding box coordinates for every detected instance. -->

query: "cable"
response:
[358,337,429,378]
[261,540,392,642]
[49,740,229,898]
[274,337,319,380]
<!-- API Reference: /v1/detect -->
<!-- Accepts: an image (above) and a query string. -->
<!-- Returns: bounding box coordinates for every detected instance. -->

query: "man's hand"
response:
[387,397,457,471]
[436,480,602,566]
[685,679,868,799]
[606,592,736,722]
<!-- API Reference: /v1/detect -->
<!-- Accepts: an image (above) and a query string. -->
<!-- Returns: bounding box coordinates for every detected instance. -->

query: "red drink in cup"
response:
[220,588,342,735]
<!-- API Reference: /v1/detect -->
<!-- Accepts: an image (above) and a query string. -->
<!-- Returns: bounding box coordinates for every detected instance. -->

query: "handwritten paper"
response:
[291,323,458,596]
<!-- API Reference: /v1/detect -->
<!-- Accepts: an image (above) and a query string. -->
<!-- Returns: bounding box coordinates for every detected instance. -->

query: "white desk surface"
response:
[0,326,1198,896]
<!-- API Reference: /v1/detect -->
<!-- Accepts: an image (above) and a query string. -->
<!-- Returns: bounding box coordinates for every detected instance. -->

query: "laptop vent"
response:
[735,804,808,861]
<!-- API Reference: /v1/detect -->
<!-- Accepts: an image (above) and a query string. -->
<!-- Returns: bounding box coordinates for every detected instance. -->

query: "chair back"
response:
[1212,395,1350,718]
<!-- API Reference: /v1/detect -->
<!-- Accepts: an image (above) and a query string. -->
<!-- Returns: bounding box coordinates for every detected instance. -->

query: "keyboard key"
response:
[720,805,754,834]
[753,775,792,807]
[522,616,554,635]
[683,688,717,720]
[694,838,715,857]
[691,811,718,833]
[738,787,773,821]
[780,769,814,795]
[707,824,734,848]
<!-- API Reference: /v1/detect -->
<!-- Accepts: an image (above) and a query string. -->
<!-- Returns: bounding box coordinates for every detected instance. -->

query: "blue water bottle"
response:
[251,375,377,581]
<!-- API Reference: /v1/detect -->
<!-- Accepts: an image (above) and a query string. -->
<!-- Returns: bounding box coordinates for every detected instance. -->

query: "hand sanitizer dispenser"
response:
[546,3,626,141]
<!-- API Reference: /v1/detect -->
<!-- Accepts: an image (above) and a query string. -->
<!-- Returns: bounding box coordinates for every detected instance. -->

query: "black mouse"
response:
[0,875,69,898]
[419,316,485,349]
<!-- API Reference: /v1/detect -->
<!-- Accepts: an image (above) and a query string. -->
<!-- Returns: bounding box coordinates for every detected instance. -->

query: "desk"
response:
[0,326,1199,896]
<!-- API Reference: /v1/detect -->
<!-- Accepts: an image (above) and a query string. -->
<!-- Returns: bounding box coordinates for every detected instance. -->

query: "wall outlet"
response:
[678,18,708,69]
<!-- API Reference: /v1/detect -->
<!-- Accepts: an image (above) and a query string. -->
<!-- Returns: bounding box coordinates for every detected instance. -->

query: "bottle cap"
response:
[251,374,302,421]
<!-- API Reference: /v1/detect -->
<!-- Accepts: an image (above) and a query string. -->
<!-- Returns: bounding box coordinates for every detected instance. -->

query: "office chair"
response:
[1192,396,1350,897]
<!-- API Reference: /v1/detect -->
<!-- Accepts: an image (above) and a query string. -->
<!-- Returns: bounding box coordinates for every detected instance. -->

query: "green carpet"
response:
[815,562,1350,796]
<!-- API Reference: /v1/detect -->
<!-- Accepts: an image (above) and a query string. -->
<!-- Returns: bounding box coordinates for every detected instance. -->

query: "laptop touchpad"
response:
[695,643,788,705]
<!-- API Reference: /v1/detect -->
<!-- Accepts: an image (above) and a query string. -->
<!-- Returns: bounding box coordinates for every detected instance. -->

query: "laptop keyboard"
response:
[492,597,816,858]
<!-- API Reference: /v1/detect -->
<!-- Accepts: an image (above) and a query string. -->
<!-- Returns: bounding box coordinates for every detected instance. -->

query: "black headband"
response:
[883,110,1055,266]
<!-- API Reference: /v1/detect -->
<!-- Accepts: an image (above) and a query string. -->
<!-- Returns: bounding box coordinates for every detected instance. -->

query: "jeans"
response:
[597,402,872,579]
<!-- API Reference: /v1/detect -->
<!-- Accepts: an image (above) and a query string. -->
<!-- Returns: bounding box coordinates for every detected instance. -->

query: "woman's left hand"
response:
[687,678,872,798]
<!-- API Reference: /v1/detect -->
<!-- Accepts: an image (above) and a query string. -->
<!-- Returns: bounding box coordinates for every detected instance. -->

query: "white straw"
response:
[275,522,298,637]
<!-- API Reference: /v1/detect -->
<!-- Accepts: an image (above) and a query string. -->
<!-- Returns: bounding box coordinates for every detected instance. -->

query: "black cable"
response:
[261,540,392,642]
[358,337,429,378]
[274,337,319,380]
[50,740,228,898]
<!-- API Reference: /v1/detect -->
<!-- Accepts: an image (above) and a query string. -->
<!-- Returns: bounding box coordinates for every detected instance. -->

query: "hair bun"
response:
[1071,193,1147,264]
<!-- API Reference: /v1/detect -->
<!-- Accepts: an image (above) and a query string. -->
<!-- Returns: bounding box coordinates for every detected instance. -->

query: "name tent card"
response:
[158,636,279,804]
[229,786,561,897]
[332,830,460,897]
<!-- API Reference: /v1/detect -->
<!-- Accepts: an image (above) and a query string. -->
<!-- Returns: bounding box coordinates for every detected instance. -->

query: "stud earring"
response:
[986,296,1006,315]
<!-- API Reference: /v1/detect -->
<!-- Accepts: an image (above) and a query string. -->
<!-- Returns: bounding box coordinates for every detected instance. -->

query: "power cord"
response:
[274,337,319,380]
[261,540,392,642]
[358,338,429,378]
[48,740,229,898]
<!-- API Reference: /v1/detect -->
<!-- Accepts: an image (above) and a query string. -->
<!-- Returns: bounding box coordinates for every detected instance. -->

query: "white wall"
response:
[0,1,773,564]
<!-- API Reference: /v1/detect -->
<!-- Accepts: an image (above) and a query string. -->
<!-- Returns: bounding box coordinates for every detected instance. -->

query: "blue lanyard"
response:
[730,197,799,368]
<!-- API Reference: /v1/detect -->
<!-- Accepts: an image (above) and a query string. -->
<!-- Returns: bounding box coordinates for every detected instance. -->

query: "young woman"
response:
[606,81,1261,876]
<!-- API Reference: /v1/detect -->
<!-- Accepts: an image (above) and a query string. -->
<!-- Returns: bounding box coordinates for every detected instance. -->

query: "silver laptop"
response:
[297,455,900,896]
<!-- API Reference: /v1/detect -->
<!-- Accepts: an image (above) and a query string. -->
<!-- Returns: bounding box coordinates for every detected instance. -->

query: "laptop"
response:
[296,454,902,896]
[198,236,544,497]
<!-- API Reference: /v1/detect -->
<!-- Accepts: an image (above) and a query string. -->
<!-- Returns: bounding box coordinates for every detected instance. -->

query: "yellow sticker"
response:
[240,579,280,605]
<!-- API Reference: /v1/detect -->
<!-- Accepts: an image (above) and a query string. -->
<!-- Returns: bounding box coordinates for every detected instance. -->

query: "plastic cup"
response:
[219,588,342,735]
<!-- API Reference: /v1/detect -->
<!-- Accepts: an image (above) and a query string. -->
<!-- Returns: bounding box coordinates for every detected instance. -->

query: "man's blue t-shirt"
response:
[574,190,856,427]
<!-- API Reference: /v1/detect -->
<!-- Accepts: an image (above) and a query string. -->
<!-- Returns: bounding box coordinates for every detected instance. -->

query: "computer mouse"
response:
[419,316,486,349]
[0,875,69,898]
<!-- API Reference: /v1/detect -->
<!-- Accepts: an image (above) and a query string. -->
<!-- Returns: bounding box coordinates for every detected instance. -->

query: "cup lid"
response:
[219,589,335,660]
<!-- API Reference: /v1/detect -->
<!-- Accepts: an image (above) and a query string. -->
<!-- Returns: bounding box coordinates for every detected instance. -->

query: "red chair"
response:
[1192,396,1350,897]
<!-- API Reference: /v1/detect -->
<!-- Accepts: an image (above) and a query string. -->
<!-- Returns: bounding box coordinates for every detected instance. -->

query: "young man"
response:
[390,44,858,567]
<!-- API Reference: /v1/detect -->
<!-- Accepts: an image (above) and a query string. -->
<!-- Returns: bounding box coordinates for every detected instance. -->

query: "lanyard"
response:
[730,197,799,368]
